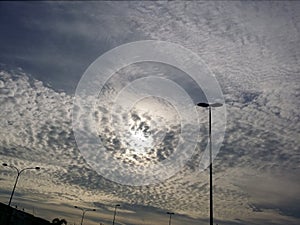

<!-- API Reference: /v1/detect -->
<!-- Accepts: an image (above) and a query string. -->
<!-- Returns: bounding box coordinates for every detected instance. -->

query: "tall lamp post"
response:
[166,212,174,225]
[112,204,120,225]
[2,163,40,206]
[196,102,223,225]
[74,206,96,225]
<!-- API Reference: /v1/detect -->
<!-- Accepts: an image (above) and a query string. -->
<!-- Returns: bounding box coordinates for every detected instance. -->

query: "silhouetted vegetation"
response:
[52,218,67,225]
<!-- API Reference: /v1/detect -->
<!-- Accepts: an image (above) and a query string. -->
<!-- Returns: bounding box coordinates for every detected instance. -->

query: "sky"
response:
[0,1,299,225]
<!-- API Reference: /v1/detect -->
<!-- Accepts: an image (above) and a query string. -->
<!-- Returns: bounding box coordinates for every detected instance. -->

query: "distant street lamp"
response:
[196,102,223,225]
[112,204,120,225]
[166,212,174,225]
[74,206,96,225]
[2,163,40,206]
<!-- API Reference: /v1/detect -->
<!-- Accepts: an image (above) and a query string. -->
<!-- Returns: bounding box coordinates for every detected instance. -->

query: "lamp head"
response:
[197,102,223,108]
[197,102,209,107]
[2,163,8,166]
[35,167,40,170]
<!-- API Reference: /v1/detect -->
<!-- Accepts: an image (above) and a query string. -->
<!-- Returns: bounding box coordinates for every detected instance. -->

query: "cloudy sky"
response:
[0,1,299,225]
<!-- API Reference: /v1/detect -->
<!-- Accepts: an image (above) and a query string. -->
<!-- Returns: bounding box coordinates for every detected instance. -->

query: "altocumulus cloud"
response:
[0,1,300,225]
[1,60,299,225]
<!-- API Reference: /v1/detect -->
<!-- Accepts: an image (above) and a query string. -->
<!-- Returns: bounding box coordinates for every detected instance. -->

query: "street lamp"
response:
[74,206,96,225]
[2,163,40,206]
[112,204,120,225]
[196,102,223,225]
[166,212,174,225]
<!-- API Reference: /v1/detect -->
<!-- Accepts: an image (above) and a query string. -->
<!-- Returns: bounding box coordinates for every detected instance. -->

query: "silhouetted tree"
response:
[52,218,67,225]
